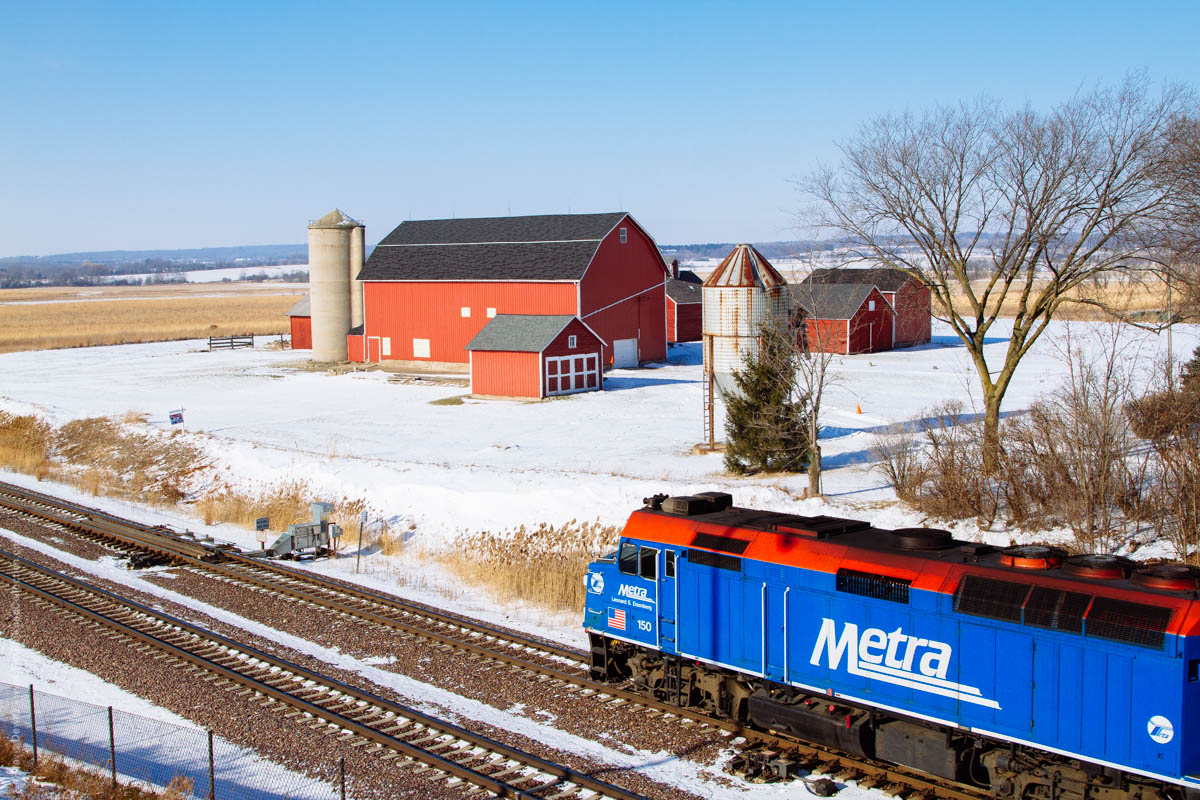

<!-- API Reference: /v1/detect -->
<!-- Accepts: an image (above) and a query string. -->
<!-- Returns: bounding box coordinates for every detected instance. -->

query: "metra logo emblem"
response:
[809,618,1001,709]
[1148,715,1174,744]
[617,584,649,600]
[588,572,604,594]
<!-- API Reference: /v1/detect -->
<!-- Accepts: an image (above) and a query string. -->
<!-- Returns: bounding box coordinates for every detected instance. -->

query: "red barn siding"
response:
[667,299,701,343]
[471,351,542,398]
[804,319,849,354]
[890,282,932,347]
[578,218,667,365]
[542,319,604,395]
[346,333,364,362]
[362,282,577,363]
[290,316,311,350]
[847,288,894,354]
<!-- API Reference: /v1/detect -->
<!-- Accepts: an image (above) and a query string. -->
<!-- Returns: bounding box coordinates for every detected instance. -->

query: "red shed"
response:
[794,284,894,355]
[354,212,668,370]
[665,274,702,343]
[286,296,312,350]
[466,314,605,399]
[804,268,931,347]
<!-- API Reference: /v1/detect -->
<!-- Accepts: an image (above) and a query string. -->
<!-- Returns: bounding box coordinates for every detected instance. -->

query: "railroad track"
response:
[0,481,992,800]
[0,548,647,800]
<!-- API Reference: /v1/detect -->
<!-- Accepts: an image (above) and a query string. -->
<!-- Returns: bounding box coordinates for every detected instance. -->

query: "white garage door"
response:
[613,338,638,368]
[546,353,599,396]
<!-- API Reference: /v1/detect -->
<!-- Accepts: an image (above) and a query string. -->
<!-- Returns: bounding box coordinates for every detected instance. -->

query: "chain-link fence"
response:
[0,682,341,799]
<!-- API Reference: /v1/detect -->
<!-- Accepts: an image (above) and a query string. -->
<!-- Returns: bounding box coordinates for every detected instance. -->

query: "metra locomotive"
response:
[584,493,1200,800]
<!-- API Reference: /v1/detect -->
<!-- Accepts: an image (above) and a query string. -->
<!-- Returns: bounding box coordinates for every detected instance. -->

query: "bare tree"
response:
[801,74,1195,468]
[787,268,846,498]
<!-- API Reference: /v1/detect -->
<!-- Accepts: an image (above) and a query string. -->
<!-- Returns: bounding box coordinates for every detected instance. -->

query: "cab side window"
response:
[618,542,638,575]
[665,550,675,578]
[639,546,658,580]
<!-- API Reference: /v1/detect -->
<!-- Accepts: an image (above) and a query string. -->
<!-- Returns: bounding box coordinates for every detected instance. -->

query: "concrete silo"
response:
[701,244,790,446]
[307,209,363,362]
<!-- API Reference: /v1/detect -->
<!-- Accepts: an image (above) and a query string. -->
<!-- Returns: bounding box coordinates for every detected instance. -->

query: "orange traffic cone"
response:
[856,404,862,414]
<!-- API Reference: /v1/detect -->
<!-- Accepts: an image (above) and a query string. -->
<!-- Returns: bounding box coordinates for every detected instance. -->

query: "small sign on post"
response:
[255,517,270,548]
[169,410,184,425]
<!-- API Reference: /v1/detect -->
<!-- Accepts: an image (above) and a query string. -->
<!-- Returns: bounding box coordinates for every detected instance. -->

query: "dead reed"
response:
[439,520,619,612]
[196,480,370,538]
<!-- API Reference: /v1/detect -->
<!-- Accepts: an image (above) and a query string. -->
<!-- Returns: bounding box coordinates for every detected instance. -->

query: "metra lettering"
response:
[809,618,1001,709]
[617,584,650,601]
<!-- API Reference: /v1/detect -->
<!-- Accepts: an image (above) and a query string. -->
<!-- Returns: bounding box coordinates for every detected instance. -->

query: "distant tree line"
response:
[0,257,306,289]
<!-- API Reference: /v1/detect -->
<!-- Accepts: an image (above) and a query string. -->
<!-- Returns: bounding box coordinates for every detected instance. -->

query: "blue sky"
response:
[2,1,1198,256]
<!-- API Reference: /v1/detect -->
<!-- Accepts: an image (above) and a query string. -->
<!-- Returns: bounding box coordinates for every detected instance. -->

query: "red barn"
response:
[353,212,667,369]
[665,274,702,343]
[286,296,312,350]
[466,315,605,398]
[804,268,931,347]
[794,284,894,355]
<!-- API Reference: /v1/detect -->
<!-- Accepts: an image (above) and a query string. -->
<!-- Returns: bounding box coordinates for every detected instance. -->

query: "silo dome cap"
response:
[309,209,363,229]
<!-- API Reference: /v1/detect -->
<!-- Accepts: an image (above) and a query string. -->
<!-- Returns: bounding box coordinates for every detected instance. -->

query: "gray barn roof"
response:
[665,277,702,304]
[803,267,915,293]
[286,296,310,316]
[360,212,629,282]
[466,314,595,352]
[794,284,888,320]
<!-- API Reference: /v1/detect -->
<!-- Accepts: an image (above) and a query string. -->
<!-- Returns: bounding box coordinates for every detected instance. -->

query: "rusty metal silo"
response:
[701,244,789,446]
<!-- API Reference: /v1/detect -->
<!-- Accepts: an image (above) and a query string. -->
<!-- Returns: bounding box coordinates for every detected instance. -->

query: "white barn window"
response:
[868,300,876,311]
[461,307,471,318]
[381,337,391,356]
[413,339,430,358]
[486,307,496,318]
[619,227,628,244]
[568,335,577,349]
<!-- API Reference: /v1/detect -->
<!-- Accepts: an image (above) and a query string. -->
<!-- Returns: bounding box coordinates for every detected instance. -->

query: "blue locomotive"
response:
[584,493,1200,800]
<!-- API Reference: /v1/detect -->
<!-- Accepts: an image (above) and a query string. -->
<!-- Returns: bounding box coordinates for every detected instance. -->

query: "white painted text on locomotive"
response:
[809,618,1000,709]
[617,584,651,601]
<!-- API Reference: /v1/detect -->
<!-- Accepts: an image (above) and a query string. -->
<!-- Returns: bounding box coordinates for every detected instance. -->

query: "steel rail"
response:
[0,548,648,800]
[0,481,583,661]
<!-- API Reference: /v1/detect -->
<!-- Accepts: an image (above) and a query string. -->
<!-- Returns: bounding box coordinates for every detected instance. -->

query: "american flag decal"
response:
[608,608,626,630]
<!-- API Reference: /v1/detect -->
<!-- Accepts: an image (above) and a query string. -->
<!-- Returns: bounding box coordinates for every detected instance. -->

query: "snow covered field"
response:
[0,317,1195,799]
[97,264,309,284]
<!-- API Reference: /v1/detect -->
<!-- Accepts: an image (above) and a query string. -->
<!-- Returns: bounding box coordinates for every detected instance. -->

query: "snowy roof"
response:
[359,213,629,282]
[793,284,889,320]
[665,277,702,304]
[802,267,915,293]
[286,296,310,317]
[308,209,362,229]
[702,244,788,290]
[466,315,583,352]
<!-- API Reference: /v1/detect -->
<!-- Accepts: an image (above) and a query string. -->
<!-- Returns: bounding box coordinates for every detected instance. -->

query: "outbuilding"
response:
[287,296,312,350]
[665,274,702,342]
[794,284,894,355]
[803,268,931,347]
[465,314,606,399]
[354,212,667,370]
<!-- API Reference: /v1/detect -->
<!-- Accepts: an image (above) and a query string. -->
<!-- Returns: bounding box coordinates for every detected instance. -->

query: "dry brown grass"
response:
[440,520,619,612]
[0,293,301,354]
[946,278,1171,321]
[0,735,189,799]
[54,417,208,504]
[0,413,54,477]
[196,480,370,538]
